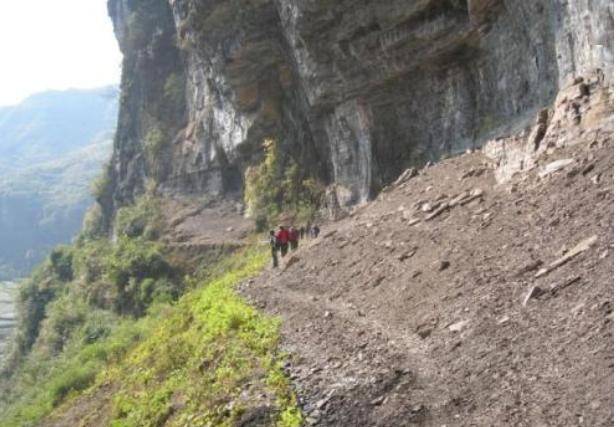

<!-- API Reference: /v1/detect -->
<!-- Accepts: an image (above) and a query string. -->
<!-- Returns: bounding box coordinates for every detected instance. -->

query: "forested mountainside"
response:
[0,87,117,279]
[0,1,612,426]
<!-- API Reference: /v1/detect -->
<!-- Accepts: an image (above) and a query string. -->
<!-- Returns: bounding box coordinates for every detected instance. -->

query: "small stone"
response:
[448,320,469,333]
[407,218,421,226]
[315,398,329,409]
[535,235,598,278]
[372,276,386,287]
[416,326,433,339]
[581,163,595,175]
[600,250,609,259]
[514,259,543,277]
[393,168,418,186]
[448,191,470,207]
[421,202,437,212]
[497,316,510,325]
[550,276,581,295]
[523,286,544,306]
[538,158,575,178]
[371,396,385,406]
[305,417,319,426]
[226,226,234,232]
[450,340,462,351]
[591,174,601,184]
[459,169,476,180]
[324,311,333,319]
[411,404,425,413]
[438,260,450,271]
[470,188,484,197]
[397,250,417,262]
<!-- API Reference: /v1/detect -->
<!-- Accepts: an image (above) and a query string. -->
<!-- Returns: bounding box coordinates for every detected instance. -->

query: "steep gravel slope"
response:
[243,117,613,426]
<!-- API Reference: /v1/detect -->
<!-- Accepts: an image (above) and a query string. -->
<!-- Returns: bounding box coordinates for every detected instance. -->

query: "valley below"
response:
[0,282,17,364]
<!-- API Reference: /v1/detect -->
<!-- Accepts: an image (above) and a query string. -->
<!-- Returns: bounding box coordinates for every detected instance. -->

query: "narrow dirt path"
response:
[244,267,451,426]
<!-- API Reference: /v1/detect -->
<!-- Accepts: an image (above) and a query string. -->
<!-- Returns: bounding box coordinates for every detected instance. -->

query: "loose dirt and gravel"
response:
[242,134,613,426]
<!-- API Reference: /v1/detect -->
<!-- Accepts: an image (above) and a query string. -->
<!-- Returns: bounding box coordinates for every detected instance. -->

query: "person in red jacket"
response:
[275,225,290,257]
[289,226,299,251]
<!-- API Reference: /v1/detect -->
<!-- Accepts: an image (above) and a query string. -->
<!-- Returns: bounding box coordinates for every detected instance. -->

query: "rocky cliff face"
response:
[106,0,613,214]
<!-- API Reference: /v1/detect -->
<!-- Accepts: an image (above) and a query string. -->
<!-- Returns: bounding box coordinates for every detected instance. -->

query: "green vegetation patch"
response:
[244,138,323,230]
[0,245,301,427]
[107,246,302,426]
[0,314,151,427]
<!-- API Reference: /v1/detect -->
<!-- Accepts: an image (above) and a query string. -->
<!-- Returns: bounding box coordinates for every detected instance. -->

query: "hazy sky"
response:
[0,0,122,106]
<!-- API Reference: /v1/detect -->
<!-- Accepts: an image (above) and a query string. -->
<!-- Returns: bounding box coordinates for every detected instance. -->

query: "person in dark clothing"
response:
[269,230,279,268]
[299,226,305,239]
[312,224,320,238]
[289,226,299,251]
[275,226,289,257]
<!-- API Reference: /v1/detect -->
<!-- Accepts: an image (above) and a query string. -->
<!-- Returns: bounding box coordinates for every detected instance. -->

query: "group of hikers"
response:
[268,224,320,267]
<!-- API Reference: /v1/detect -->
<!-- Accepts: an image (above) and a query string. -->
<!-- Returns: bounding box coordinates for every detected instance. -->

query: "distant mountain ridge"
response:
[0,86,118,279]
[0,86,117,168]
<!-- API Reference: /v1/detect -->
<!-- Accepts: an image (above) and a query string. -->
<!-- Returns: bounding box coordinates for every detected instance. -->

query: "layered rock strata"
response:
[107,0,613,214]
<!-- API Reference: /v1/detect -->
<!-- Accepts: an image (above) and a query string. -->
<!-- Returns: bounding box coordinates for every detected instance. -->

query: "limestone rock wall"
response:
[106,0,613,213]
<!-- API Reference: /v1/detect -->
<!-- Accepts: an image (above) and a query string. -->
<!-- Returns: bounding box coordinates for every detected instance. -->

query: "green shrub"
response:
[143,127,166,162]
[4,263,64,369]
[80,203,106,241]
[72,239,112,284]
[37,295,88,355]
[114,196,163,240]
[91,164,112,203]
[163,72,185,111]
[105,237,178,316]
[49,246,74,282]
[48,362,98,406]
[141,125,169,183]
[244,139,323,229]
[79,309,116,345]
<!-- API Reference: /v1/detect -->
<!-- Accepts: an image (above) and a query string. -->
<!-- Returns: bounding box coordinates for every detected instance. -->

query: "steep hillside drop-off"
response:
[105,0,613,217]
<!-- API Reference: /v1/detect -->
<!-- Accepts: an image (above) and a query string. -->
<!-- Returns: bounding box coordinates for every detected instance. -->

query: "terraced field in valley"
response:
[0,282,17,362]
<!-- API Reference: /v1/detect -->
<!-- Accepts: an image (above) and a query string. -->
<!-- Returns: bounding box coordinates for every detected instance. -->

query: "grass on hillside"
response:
[0,314,150,427]
[0,246,302,427]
